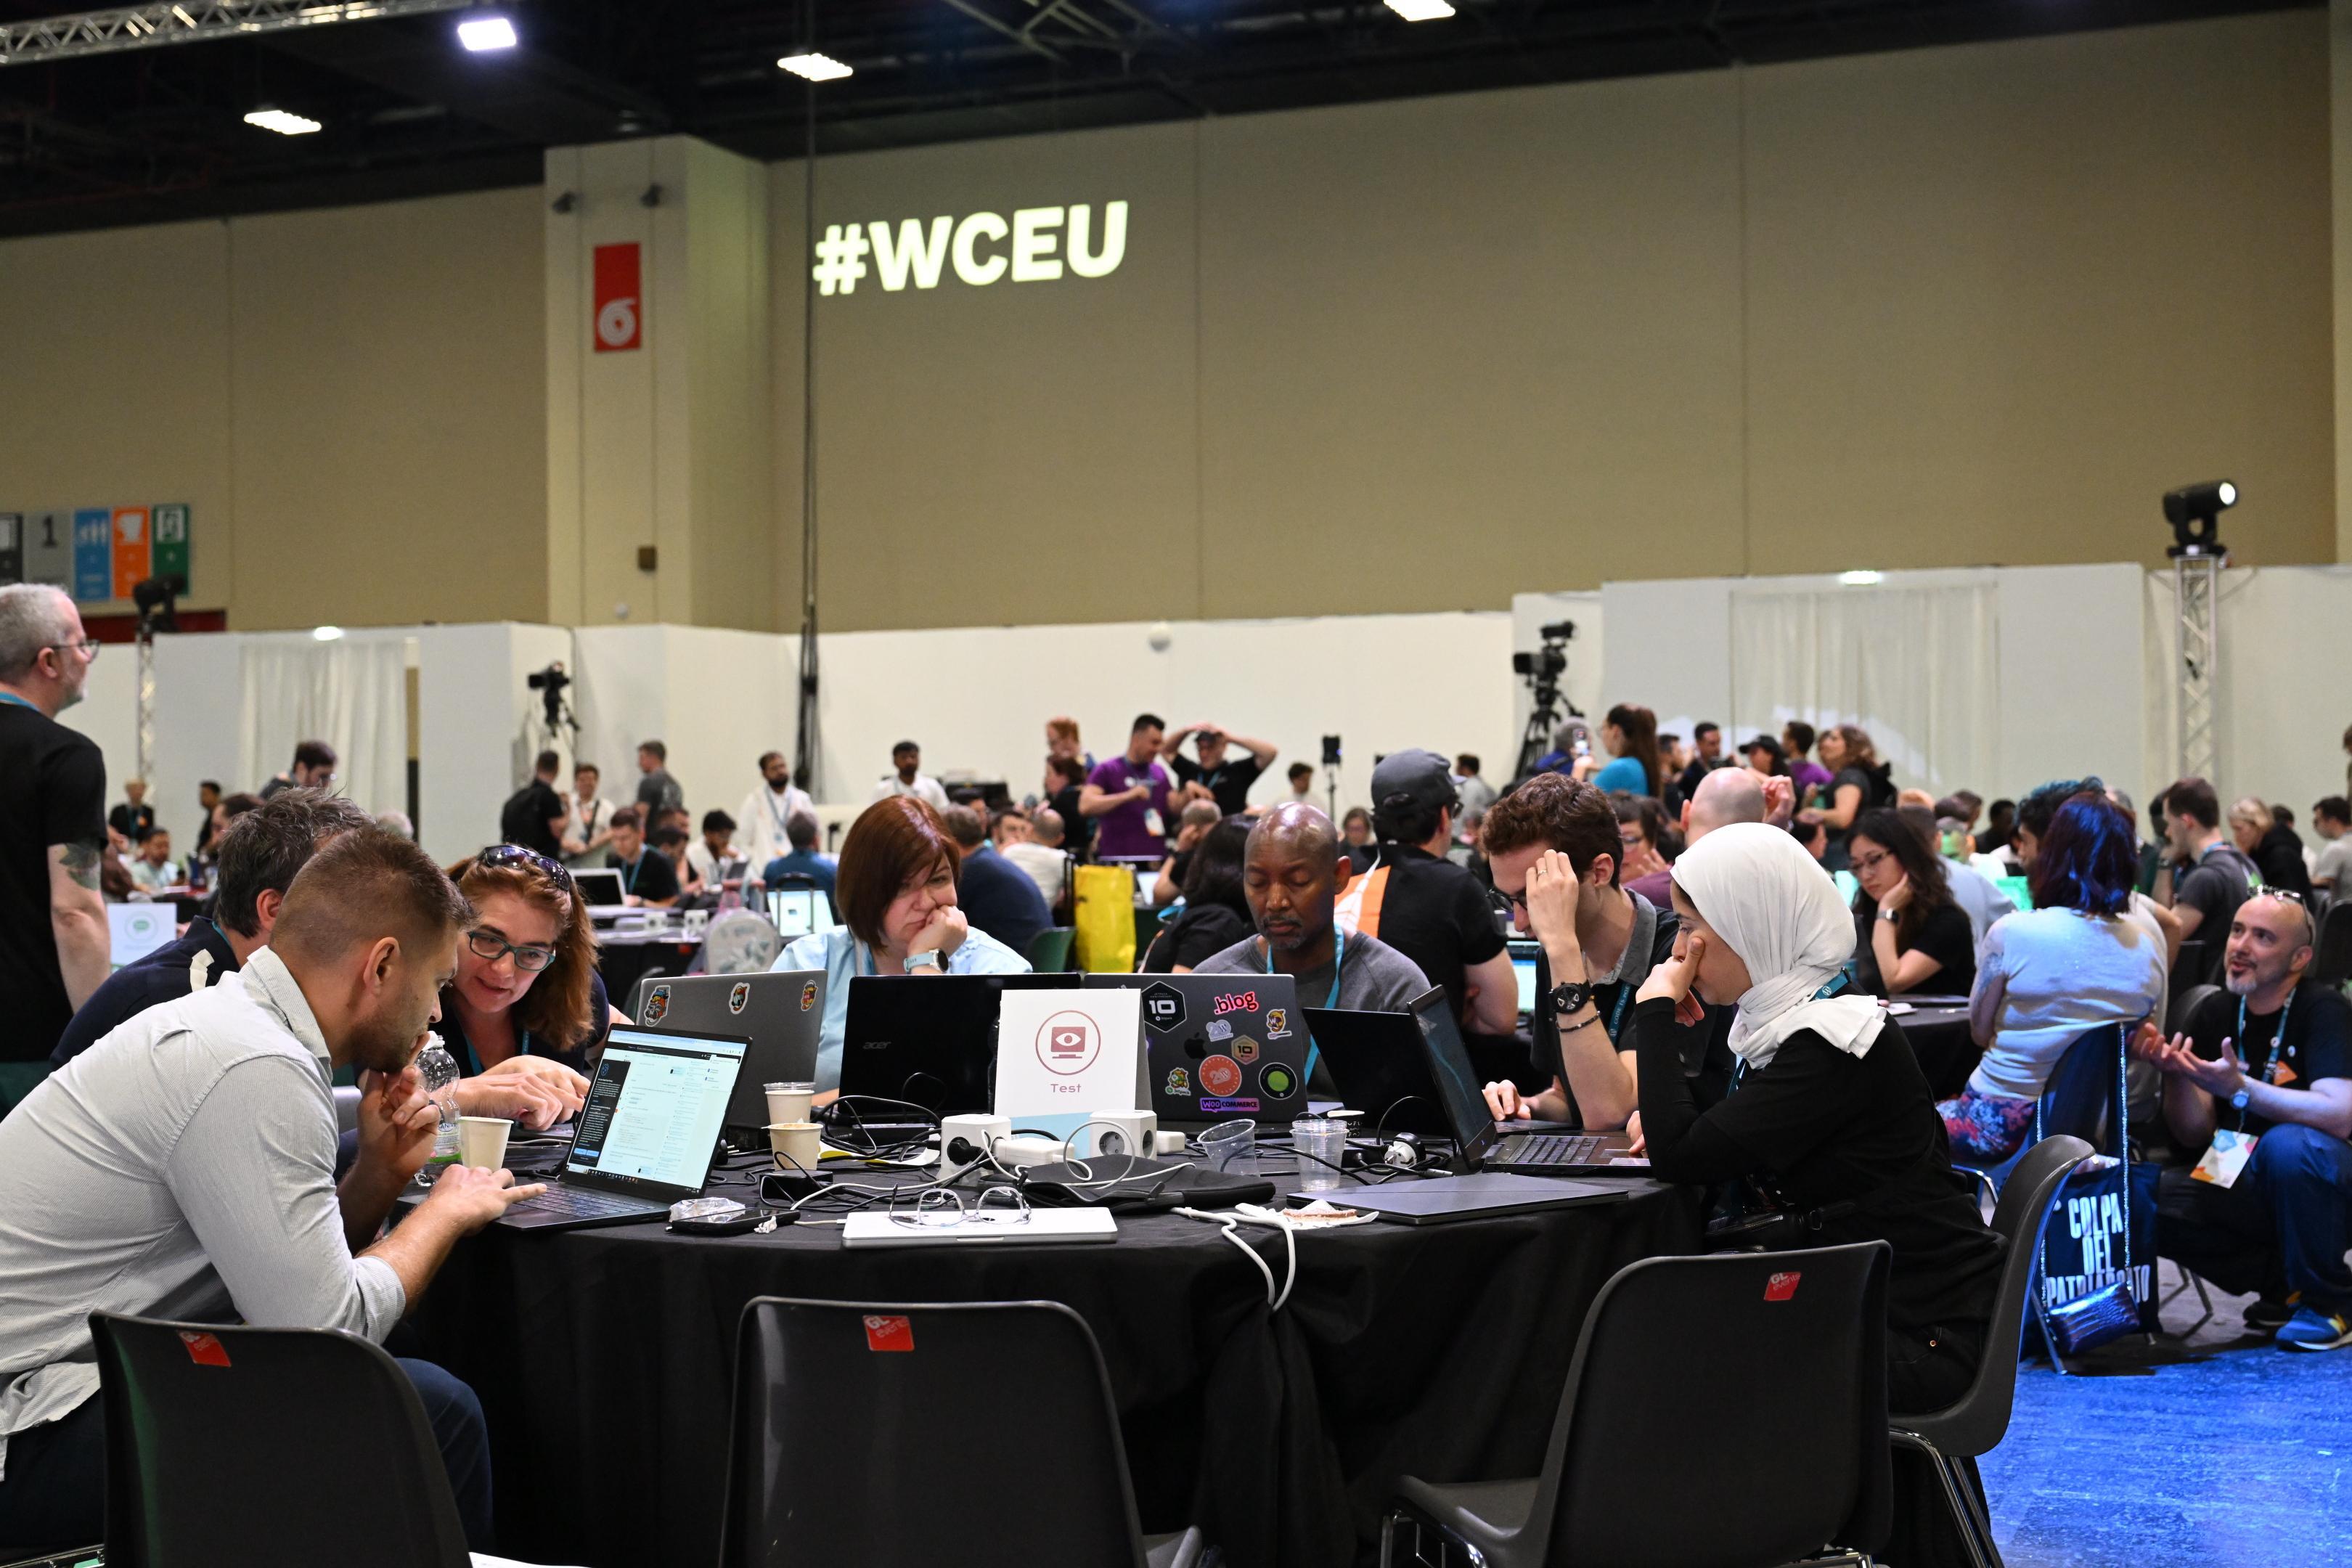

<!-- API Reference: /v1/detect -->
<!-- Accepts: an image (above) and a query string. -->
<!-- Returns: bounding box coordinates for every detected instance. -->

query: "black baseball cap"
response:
[1369,748,1460,817]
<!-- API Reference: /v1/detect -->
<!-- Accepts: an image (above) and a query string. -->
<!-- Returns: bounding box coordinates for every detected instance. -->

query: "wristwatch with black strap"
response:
[1545,979,1593,1018]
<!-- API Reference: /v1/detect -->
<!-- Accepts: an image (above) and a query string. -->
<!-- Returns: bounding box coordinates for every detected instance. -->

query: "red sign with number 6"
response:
[593,242,642,352]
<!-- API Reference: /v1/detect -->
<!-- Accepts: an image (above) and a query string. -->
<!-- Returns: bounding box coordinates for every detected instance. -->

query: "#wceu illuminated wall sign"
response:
[812,202,1128,296]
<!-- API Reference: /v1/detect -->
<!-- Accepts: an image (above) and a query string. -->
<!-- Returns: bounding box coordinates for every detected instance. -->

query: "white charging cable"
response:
[1173,1204,1299,1312]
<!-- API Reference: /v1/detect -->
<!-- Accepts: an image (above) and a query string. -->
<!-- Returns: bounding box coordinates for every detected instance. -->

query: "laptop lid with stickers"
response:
[631,970,826,1134]
[1081,973,1308,1124]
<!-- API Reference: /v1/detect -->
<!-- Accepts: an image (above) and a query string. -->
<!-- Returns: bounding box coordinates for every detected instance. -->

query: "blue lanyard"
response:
[2238,991,2294,1087]
[0,693,36,712]
[620,853,642,894]
[1266,929,1344,1009]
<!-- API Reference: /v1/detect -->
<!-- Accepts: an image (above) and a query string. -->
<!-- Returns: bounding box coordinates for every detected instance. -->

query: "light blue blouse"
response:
[771,926,1032,1090]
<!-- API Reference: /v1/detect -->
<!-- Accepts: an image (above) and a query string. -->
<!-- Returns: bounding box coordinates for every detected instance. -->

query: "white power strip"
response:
[939,1114,1010,1180]
[989,1133,1069,1169]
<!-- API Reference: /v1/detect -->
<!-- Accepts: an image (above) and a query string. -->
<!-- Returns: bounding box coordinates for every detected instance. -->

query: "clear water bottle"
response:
[415,1038,462,1167]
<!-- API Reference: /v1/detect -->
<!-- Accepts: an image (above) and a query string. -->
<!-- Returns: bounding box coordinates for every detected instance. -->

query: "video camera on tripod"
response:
[527,662,578,738]
[1512,621,1583,782]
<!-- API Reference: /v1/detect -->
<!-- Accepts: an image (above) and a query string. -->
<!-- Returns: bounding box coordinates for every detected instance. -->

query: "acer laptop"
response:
[1407,987,1646,1176]
[837,972,1079,1119]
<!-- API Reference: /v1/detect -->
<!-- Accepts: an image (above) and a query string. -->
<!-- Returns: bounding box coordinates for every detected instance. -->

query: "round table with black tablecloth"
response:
[412,1174,1701,1568]
[1893,1000,1980,1100]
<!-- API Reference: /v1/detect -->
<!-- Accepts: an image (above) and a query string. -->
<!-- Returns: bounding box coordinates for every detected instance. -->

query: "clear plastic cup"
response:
[1198,1117,1257,1169]
[1292,1116,1347,1193]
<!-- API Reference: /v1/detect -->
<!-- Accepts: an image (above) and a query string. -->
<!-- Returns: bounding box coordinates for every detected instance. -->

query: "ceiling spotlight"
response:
[2163,479,2237,559]
[1837,570,1885,586]
[311,625,345,642]
[1385,0,1457,18]
[457,12,518,52]
[243,107,322,136]
[777,52,853,81]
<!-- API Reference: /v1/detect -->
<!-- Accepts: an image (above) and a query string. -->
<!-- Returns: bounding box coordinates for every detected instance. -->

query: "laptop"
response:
[1318,1170,1630,1226]
[838,972,1079,1119]
[573,867,627,921]
[1407,987,1644,1176]
[107,902,175,970]
[629,971,826,1141]
[497,1024,748,1230]
[1082,972,1310,1124]
[1507,937,1542,1023]
[764,880,838,939]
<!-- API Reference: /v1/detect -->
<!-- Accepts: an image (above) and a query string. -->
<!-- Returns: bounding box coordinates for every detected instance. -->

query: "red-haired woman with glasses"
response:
[434,845,625,1130]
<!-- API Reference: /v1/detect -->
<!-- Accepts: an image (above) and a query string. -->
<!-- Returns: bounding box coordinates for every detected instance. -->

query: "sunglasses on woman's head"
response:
[477,844,573,891]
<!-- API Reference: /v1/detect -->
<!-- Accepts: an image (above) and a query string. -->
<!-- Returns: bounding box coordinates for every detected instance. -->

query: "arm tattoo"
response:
[57,841,101,890]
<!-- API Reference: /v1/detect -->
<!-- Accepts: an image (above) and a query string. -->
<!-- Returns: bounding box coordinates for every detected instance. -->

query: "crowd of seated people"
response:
[8,671,2352,1568]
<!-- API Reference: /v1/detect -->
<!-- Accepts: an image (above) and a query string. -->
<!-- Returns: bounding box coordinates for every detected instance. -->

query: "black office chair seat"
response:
[1381,1242,1892,1568]
[1890,1135,2092,1568]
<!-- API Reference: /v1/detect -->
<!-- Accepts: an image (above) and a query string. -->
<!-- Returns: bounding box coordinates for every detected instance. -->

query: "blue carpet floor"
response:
[1977,1276,2352,1567]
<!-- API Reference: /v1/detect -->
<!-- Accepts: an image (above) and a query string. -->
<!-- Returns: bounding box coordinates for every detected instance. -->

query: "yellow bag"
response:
[1071,863,1138,973]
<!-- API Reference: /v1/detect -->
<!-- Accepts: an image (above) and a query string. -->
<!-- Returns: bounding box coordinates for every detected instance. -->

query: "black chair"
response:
[85,1312,513,1568]
[1378,1242,1892,1568]
[2312,899,2352,988]
[1890,1135,2094,1568]
[2168,938,2218,1006]
[719,1298,1206,1568]
[1953,1021,2126,1199]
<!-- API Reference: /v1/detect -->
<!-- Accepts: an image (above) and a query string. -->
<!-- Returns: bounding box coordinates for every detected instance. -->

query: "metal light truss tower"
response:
[2174,549,2223,786]
[0,0,474,68]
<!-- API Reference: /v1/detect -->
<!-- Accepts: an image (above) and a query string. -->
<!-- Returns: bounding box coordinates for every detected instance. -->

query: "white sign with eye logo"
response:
[993,988,1144,1141]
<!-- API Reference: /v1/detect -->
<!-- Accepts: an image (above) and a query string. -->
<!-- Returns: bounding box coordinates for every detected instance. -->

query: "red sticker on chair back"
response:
[1764,1272,1802,1302]
[178,1331,232,1366]
[862,1315,915,1352]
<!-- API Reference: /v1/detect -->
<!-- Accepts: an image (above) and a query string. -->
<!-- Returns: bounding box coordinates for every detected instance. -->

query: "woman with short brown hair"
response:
[770,796,1032,1093]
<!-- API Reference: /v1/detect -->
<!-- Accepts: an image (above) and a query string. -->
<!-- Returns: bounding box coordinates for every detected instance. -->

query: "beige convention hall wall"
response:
[0,185,546,630]
[772,9,2332,632]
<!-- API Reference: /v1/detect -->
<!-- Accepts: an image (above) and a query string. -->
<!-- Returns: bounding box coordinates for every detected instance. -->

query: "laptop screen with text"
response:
[565,1026,747,1196]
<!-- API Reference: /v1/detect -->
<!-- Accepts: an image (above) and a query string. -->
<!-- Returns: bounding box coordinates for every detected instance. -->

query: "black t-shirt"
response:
[436,968,613,1076]
[2184,982,2352,1142]
[499,779,567,857]
[0,703,106,1062]
[608,846,681,903]
[1635,1001,2006,1337]
[1853,899,1976,998]
[107,802,155,841]
[1143,901,1252,973]
[2173,842,2257,942]
[1169,753,1265,817]
[1048,783,1093,857]
[1363,845,1507,1029]
[52,916,242,1066]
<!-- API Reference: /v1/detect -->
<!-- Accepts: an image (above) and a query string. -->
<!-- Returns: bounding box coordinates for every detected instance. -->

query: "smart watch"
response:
[906,949,944,972]
[2228,1087,2252,1114]
[1545,980,1593,1017]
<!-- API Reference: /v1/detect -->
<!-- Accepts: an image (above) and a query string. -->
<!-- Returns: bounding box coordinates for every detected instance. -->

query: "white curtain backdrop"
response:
[240,639,409,816]
[1729,584,1998,799]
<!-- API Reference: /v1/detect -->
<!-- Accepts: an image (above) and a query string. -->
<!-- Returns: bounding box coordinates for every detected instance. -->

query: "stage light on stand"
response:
[2163,480,2237,558]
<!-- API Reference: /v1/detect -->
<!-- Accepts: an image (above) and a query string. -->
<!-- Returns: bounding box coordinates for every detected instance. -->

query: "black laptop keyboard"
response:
[512,1185,661,1218]
[1497,1133,1609,1167]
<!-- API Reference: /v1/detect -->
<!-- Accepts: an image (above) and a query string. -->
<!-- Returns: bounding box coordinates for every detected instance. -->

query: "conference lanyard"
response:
[0,693,34,712]
[1728,973,1852,1098]
[620,854,642,895]
[1267,929,1344,1009]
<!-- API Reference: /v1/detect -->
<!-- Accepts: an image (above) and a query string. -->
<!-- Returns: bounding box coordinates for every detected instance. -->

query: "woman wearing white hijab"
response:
[1632,822,2004,1421]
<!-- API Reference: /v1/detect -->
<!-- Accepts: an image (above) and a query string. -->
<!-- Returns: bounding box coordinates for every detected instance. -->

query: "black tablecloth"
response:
[1898,1004,1979,1099]
[414,1175,1702,1568]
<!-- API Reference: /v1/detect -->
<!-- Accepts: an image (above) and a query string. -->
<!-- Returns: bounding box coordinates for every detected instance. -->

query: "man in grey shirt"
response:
[0,828,544,1551]
[1194,805,1432,1063]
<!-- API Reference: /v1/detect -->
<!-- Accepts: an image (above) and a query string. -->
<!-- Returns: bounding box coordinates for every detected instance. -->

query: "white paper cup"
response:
[457,1116,513,1171]
[767,1120,822,1173]
[764,1082,816,1126]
